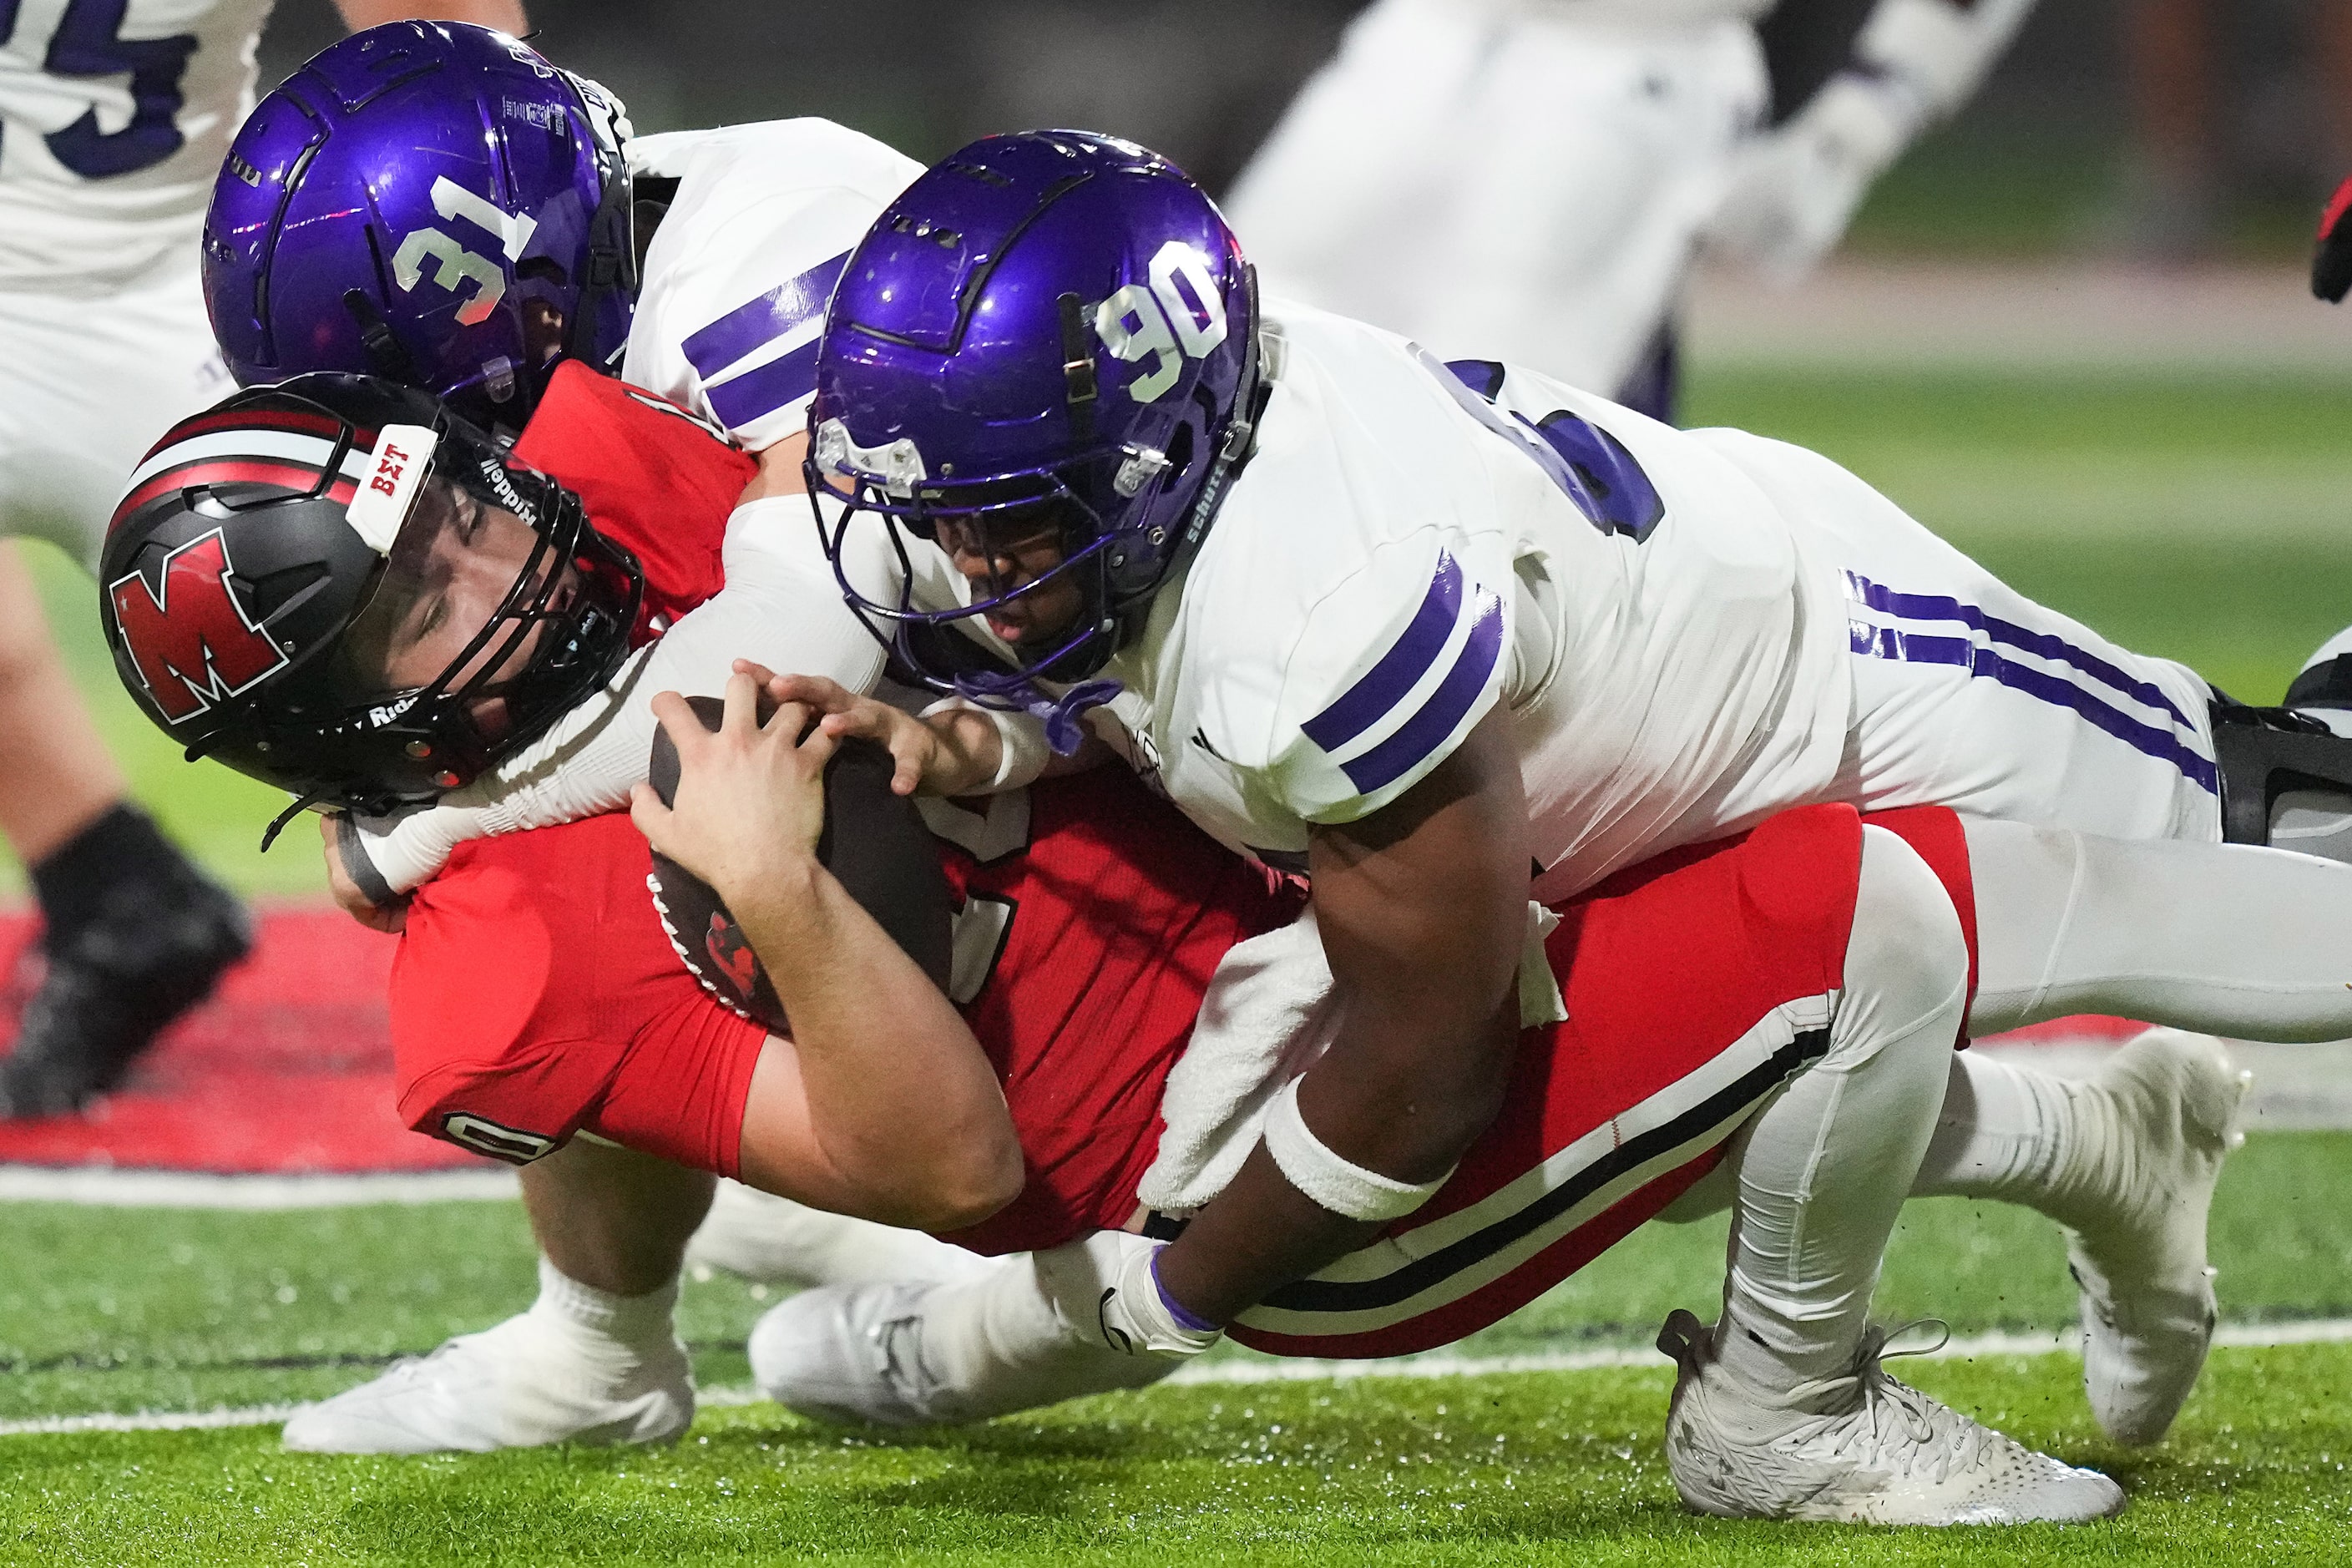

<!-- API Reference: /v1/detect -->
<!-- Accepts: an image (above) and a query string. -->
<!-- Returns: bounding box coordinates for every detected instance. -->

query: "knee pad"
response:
[1837,827,1971,1055]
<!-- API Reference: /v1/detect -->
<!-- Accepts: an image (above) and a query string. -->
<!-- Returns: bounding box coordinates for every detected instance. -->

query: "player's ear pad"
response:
[644,695,954,1034]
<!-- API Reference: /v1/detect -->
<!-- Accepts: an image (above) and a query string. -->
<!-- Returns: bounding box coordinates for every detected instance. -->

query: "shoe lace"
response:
[1772,1319,1990,1486]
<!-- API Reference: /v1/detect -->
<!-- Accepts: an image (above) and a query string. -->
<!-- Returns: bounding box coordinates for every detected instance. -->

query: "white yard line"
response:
[13,1318,2352,1439]
[0,1166,516,1208]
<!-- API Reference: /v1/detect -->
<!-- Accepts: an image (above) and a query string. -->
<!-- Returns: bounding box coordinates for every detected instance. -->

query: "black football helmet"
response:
[99,373,643,837]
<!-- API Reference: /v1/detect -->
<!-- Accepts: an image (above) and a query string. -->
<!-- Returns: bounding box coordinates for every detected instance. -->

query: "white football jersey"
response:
[623,119,923,452]
[1095,304,1853,897]
[0,0,274,291]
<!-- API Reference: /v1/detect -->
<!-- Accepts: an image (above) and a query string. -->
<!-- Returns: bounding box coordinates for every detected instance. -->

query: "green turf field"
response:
[8,363,2352,1560]
[7,1133,2352,1563]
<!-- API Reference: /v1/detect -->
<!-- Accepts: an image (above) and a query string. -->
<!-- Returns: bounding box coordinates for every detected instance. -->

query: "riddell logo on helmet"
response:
[107,529,289,724]
[367,695,418,730]
[476,458,535,524]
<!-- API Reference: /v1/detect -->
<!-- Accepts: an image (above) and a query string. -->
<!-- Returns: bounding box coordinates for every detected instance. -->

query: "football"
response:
[644,695,953,1033]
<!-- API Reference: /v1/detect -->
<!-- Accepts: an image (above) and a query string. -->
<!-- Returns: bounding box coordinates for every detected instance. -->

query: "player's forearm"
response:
[1849,0,2039,125]
[1158,710,1531,1324]
[1155,988,1521,1324]
[730,857,1020,1229]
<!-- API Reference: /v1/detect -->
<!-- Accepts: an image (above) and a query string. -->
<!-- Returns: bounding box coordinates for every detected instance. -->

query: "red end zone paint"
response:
[1981,1015,2147,1045]
[0,908,488,1175]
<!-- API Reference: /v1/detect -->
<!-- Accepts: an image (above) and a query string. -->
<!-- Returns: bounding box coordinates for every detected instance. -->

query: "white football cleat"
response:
[2065,1029,2248,1446]
[751,1281,957,1427]
[752,1241,1179,1428]
[281,1309,693,1454]
[685,1179,994,1288]
[1658,1310,2126,1525]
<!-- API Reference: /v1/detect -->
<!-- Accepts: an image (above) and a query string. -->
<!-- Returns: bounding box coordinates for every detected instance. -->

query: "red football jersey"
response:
[509,360,754,639]
[927,769,1305,1254]
[392,771,1302,1211]
[392,812,767,1172]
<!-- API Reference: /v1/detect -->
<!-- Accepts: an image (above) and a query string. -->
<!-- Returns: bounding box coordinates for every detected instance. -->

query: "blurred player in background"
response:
[1225,0,2037,422]
[0,0,524,1116]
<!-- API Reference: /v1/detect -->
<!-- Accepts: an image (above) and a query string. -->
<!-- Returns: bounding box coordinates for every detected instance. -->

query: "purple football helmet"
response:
[203,22,635,429]
[809,130,1262,746]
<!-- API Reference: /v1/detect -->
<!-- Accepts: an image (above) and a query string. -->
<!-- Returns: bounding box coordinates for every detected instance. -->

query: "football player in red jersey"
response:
[101,372,2233,1520]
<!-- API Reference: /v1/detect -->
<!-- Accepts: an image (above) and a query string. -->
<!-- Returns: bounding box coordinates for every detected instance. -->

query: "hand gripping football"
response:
[645,695,953,1032]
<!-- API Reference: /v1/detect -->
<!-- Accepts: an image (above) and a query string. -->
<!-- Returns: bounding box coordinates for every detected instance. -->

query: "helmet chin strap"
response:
[258,788,331,853]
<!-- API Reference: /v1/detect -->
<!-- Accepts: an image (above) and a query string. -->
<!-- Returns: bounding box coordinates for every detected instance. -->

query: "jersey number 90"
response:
[1095,240,1231,405]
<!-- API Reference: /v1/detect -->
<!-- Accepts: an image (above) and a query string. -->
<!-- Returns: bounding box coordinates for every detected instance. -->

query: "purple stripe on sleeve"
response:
[680,250,851,382]
[1845,572,2194,729]
[705,337,824,432]
[1341,593,1506,797]
[1302,553,1464,753]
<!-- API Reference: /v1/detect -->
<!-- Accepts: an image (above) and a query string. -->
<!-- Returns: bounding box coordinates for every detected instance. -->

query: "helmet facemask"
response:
[807,337,1254,753]
[104,376,642,838]
[808,427,1127,704]
[329,439,640,793]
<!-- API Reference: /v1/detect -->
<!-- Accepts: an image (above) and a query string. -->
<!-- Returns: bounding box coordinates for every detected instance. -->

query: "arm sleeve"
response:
[624,124,923,451]
[1849,0,2039,125]
[352,496,888,893]
[1259,531,1514,827]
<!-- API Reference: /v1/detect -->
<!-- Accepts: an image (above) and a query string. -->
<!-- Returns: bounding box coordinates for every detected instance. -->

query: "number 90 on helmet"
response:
[202,22,637,429]
[807,130,1261,744]
[99,375,643,837]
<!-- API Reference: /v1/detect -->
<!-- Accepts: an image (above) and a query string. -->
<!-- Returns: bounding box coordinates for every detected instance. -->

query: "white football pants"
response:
[0,252,228,570]
[1224,0,1765,401]
[1687,426,2229,850]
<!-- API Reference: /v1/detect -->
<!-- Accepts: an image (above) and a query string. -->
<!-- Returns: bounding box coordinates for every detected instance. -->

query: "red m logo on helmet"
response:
[108,530,289,723]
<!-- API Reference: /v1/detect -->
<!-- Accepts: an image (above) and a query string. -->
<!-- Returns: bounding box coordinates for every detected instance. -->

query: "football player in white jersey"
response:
[0,0,520,1115]
[195,21,989,1451]
[779,132,2352,1514]
[1226,0,2038,420]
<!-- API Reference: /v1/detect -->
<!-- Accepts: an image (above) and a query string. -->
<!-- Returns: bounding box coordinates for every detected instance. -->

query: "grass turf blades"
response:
[4,1347,2352,1564]
[5,1135,2352,1560]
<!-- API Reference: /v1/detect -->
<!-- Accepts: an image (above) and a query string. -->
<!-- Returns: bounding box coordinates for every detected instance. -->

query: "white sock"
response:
[1966,817,2352,1041]
[1911,1051,2121,1234]
[1716,827,1970,1397]
[529,1256,680,1359]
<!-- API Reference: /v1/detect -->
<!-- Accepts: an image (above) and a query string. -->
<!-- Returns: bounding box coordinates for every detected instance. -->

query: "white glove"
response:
[1713,0,2040,286]
[888,1233,1217,1423]
[1046,1230,1225,1360]
[1708,69,1922,286]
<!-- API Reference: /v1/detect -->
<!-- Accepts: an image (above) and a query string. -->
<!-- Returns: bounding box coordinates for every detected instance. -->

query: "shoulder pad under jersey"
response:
[1257,528,1515,826]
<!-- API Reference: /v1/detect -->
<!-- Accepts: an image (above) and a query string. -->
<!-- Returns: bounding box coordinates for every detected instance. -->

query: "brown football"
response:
[644,695,953,1034]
